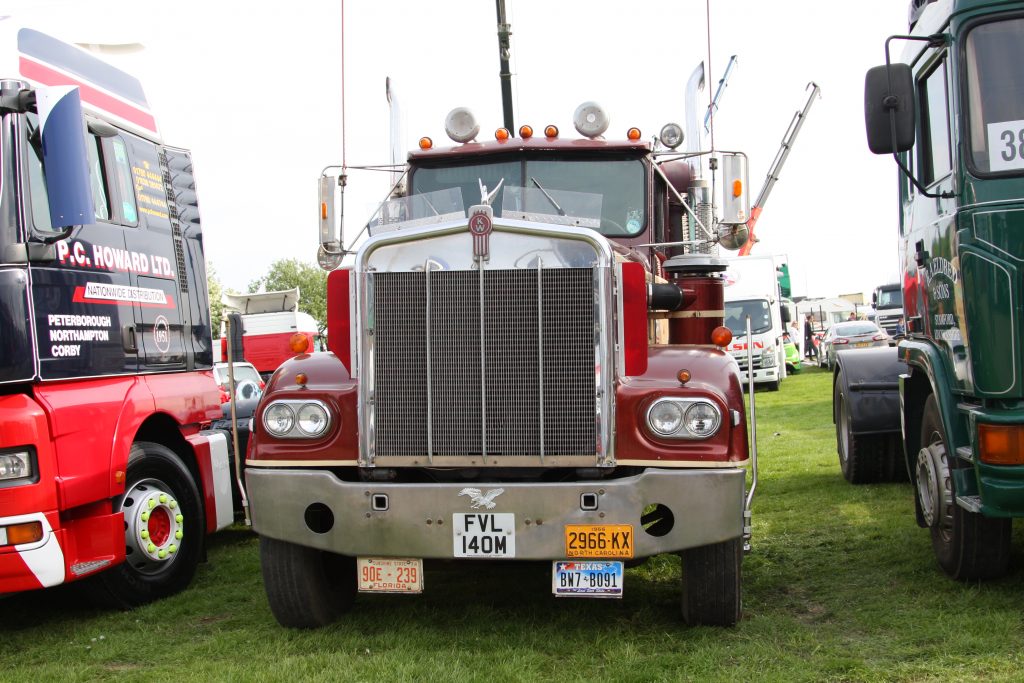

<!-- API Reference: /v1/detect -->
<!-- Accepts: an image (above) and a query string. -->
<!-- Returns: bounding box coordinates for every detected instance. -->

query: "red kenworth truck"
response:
[247,93,760,628]
[0,25,238,606]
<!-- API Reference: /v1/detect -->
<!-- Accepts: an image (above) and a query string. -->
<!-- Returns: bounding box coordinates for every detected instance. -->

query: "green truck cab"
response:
[834,0,1024,580]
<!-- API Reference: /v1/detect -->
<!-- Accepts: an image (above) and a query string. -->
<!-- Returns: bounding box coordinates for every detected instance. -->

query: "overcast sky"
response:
[6,0,909,300]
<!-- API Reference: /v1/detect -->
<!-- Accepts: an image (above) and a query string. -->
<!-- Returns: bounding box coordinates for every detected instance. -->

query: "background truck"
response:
[0,26,238,605]
[246,65,763,627]
[834,0,1024,580]
[871,282,904,337]
[722,255,789,390]
[217,289,319,379]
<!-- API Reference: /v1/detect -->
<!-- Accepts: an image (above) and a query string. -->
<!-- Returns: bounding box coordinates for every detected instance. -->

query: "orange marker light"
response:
[114,470,125,485]
[320,202,328,220]
[544,125,559,138]
[732,179,743,198]
[710,326,733,347]
[5,521,43,546]
[627,127,642,141]
[295,373,308,387]
[978,424,1024,465]
[519,125,534,139]
[289,333,311,354]
[495,128,510,141]
[418,137,433,150]
[677,369,692,385]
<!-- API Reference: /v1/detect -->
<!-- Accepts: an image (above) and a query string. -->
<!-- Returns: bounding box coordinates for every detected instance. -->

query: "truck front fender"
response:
[834,346,906,436]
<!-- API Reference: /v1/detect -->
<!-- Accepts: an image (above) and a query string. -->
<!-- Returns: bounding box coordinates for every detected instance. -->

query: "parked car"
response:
[213,361,265,404]
[782,330,802,373]
[821,321,889,369]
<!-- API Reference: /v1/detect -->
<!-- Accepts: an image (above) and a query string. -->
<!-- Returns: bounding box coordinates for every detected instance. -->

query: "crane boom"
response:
[739,82,821,256]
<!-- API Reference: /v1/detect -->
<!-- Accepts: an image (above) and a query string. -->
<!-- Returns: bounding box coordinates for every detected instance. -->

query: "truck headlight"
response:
[646,398,722,440]
[0,450,35,485]
[262,400,334,439]
[761,346,777,367]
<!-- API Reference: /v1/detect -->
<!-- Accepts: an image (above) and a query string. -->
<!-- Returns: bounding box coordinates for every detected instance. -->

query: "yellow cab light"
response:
[418,137,433,150]
[5,521,43,546]
[295,373,308,387]
[289,333,311,354]
[544,125,559,138]
[710,326,733,347]
[627,127,642,141]
[978,424,1024,465]
[732,179,743,198]
[519,125,534,139]
[495,128,511,141]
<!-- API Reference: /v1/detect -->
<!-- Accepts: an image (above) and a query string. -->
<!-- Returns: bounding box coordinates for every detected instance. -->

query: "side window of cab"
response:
[917,58,953,187]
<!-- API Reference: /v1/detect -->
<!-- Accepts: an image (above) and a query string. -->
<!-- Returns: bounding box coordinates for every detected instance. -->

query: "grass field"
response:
[5,367,1024,682]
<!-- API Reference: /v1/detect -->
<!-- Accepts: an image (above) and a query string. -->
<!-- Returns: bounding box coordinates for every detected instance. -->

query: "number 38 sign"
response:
[988,120,1024,172]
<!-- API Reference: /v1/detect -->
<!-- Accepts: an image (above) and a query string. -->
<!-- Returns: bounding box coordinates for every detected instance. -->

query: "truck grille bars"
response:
[370,267,598,463]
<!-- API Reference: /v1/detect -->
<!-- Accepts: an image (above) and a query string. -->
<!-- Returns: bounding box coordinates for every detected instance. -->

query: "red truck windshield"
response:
[409,157,647,237]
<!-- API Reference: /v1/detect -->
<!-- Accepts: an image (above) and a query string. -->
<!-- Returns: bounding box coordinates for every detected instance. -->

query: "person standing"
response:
[789,318,803,358]
[804,314,818,361]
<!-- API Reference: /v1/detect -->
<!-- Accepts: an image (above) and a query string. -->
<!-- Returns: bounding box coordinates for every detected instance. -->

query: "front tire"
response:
[834,373,903,483]
[260,536,356,628]
[680,538,741,627]
[918,395,1010,580]
[91,442,204,608]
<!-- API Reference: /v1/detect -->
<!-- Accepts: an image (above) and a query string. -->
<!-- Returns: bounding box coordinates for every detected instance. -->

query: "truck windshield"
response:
[409,157,646,237]
[964,17,1024,174]
[876,288,903,307]
[724,299,772,336]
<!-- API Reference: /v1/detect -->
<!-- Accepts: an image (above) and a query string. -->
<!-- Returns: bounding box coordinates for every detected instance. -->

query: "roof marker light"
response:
[544,125,559,138]
[444,107,480,143]
[711,326,733,347]
[519,125,533,139]
[418,137,433,150]
[495,128,510,141]
[627,127,642,141]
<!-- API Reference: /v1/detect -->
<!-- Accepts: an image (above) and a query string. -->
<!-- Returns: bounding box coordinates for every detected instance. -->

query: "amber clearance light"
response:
[710,326,733,347]
[2,521,43,546]
[544,125,559,138]
[519,125,533,139]
[418,137,433,150]
[289,333,311,354]
[627,127,642,141]
[978,424,1024,465]
[495,128,511,141]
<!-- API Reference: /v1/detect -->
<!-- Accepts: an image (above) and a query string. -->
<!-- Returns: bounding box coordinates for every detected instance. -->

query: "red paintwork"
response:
[616,346,748,463]
[59,507,124,581]
[248,353,360,463]
[221,333,315,375]
[0,548,45,592]
[667,273,725,345]
[0,395,58,517]
[621,262,648,376]
[327,268,352,373]
[409,136,650,161]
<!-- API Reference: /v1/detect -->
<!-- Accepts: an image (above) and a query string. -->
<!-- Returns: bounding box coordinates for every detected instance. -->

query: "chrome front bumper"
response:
[246,467,745,560]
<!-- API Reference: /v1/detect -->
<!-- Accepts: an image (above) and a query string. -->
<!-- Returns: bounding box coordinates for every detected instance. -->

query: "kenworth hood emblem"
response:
[459,487,504,509]
[468,205,493,260]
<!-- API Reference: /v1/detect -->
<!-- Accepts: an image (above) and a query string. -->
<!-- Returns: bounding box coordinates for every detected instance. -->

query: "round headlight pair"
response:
[646,398,721,439]
[263,400,332,439]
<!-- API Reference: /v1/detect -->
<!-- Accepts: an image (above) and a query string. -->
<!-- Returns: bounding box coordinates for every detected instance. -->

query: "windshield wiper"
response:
[530,177,566,216]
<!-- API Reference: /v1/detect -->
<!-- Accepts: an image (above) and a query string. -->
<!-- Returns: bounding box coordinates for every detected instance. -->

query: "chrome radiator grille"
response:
[371,267,597,459]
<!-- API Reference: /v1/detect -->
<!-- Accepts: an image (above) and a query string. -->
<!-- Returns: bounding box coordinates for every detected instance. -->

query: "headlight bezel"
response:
[0,448,38,488]
[645,398,723,440]
[262,399,334,440]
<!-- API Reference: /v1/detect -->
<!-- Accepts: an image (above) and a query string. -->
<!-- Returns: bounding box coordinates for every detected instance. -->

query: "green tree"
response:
[208,262,225,335]
[248,259,329,333]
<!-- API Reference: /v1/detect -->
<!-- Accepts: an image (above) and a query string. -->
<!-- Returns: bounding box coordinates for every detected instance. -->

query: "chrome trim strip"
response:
[537,257,545,462]
[478,260,488,457]
[425,260,434,463]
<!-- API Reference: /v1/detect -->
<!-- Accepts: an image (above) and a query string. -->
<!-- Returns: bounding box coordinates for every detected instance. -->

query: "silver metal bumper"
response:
[246,467,745,560]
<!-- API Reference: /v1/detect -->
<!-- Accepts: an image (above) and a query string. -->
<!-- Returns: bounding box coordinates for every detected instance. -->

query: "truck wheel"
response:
[259,536,356,628]
[91,442,204,608]
[766,379,780,392]
[680,538,741,627]
[917,395,1011,580]
[835,376,883,484]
